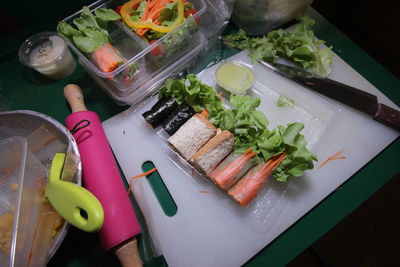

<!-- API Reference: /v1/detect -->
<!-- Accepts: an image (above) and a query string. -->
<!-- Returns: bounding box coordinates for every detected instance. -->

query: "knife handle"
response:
[374,104,400,131]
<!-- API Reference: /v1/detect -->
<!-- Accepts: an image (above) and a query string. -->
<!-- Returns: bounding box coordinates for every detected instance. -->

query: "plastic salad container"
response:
[0,137,45,267]
[59,0,207,105]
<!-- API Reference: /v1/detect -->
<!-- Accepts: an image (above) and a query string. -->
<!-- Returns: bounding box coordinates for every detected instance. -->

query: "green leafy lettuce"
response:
[159,74,225,122]
[217,95,317,181]
[130,1,147,22]
[271,123,318,181]
[223,15,334,77]
[159,2,179,26]
[217,95,268,158]
[277,96,295,107]
[58,7,121,53]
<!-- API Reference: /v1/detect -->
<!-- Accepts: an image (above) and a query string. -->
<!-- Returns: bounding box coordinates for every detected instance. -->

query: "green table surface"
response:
[1,7,399,267]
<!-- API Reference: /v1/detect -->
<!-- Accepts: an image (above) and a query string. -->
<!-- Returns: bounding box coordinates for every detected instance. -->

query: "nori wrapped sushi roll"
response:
[142,97,178,128]
[162,103,195,135]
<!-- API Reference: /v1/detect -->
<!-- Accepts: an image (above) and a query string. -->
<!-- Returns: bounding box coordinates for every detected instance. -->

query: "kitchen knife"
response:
[259,60,400,131]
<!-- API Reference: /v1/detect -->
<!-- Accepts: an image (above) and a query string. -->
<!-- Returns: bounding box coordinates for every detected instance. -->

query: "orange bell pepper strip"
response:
[121,0,184,33]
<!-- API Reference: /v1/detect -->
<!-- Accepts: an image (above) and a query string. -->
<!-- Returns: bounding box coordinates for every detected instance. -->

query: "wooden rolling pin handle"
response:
[114,238,143,267]
[64,84,88,112]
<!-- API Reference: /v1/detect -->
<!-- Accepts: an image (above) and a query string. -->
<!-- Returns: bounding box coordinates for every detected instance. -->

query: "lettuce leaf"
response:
[272,123,318,181]
[159,2,179,26]
[277,96,294,107]
[159,74,225,118]
[130,1,147,22]
[217,95,268,161]
[223,15,334,77]
[58,6,120,53]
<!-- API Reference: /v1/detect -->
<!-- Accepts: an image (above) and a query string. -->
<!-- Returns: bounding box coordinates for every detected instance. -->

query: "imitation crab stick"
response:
[228,152,286,207]
[210,147,257,190]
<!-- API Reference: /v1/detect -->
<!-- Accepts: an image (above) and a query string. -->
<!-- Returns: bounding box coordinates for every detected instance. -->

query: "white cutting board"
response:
[103,50,399,267]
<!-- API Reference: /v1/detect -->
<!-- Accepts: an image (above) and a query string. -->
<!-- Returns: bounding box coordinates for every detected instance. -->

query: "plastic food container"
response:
[0,137,45,266]
[18,32,76,80]
[215,60,255,95]
[59,0,207,105]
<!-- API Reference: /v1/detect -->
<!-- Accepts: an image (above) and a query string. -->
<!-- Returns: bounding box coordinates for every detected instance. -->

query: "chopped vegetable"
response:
[223,15,334,77]
[228,152,286,206]
[184,8,200,24]
[120,0,199,63]
[318,149,346,169]
[277,96,295,107]
[120,0,184,36]
[127,168,157,194]
[199,109,209,118]
[149,40,166,57]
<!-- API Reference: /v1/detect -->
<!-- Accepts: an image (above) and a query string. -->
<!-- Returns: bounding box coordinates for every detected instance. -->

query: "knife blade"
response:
[259,60,400,131]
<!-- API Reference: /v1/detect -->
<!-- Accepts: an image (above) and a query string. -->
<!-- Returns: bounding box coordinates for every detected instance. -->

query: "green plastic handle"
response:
[46,153,104,232]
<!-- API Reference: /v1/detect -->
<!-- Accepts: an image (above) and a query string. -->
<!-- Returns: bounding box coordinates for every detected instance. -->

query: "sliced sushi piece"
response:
[142,97,178,128]
[191,130,234,176]
[168,114,217,160]
[228,152,286,207]
[210,147,257,190]
[162,103,195,135]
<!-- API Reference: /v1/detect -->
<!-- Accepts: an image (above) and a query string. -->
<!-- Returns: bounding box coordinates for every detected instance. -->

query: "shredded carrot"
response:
[141,0,150,21]
[318,149,346,169]
[147,0,169,20]
[243,147,253,154]
[136,0,170,37]
[0,169,11,181]
[200,109,209,117]
[127,168,157,194]
[136,28,150,36]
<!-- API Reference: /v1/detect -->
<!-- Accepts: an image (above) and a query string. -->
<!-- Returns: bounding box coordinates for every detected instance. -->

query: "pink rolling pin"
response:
[64,84,142,267]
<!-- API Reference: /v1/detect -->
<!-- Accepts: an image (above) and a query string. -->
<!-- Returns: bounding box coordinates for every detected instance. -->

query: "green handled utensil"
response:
[46,153,104,232]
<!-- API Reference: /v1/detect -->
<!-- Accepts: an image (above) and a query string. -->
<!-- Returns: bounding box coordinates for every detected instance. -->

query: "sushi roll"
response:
[168,114,217,160]
[142,97,178,128]
[191,130,234,176]
[162,103,195,135]
[210,147,257,190]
